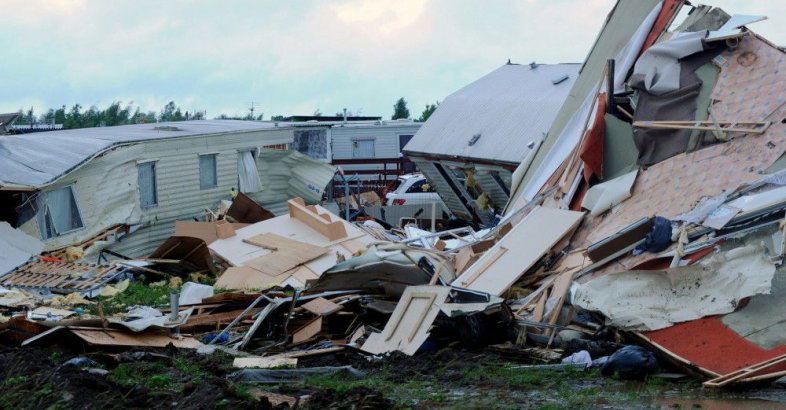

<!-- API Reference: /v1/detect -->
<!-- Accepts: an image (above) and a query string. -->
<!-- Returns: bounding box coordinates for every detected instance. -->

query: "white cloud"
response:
[0,1,783,119]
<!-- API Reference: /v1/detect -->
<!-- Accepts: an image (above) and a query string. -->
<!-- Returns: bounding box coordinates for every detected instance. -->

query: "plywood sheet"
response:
[301,297,343,316]
[208,204,372,267]
[174,221,247,245]
[361,285,450,356]
[243,233,327,276]
[72,328,202,349]
[24,326,202,349]
[215,266,278,290]
[292,316,323,344]
[452,206,584,295]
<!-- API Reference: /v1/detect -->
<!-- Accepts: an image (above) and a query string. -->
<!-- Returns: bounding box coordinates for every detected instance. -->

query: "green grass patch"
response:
[4,376,27,386]
[174,357,207,380]
[108,362,176,391]
[88,282,172,315]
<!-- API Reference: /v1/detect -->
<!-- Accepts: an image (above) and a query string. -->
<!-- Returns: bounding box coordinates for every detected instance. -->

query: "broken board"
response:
[452,206,584,295]
[361,285,450,356]
[292,316,323,344]
[23,326,202,349]
[301,297,343,316]
[233,357,298,369]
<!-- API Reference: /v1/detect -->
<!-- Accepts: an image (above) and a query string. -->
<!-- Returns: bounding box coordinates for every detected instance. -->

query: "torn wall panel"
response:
[574,244,776,331]
[577,35,786,247]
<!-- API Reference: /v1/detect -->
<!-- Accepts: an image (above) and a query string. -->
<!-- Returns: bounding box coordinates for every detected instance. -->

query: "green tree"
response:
[417,101,439,122]
[39,109,56,125]
[64,104,83,129]
[159,101,184,122]
[54,105,67,125]
[391,97,410,120]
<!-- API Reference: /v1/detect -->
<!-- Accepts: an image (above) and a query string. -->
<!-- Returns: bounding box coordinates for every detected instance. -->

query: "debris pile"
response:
[1,1,786,406]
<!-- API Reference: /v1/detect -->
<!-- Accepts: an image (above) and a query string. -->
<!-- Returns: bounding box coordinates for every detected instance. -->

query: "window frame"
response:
[137,160,159,208]
[198,153,219,190]
[351,138,376,159]
[38,184,85,239]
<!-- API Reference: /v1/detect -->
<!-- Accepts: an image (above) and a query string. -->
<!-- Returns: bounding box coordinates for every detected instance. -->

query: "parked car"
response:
[385,173,441,205]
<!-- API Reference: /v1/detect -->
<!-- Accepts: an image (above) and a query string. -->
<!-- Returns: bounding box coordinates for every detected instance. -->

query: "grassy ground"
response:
[2,346,785,409]
[283,352,786,409]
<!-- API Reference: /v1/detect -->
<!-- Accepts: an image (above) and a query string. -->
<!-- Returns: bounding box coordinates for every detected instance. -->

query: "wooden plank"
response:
[214,266,278,290]
[301,297,343,316]
[704,353,786,387]
[267,346,345,359]
[291,316,323,344]
[233,357,297,369]
[531,291,548,322]
[242,233,328,276]
[633,120,771,134]
[452,206,584,295]
[545,270,575,341]
[287,198,347,241]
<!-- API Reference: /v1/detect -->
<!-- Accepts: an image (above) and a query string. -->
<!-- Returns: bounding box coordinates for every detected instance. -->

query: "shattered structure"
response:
[1,1,786,406]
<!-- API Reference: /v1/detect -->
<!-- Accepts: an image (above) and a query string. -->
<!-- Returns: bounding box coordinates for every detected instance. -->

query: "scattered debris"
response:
[0,2,784,407]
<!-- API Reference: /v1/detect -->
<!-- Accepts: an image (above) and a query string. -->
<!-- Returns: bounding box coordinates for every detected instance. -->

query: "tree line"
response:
[12,101,260,129]
[391,97,439,122]
[13,98,440,130]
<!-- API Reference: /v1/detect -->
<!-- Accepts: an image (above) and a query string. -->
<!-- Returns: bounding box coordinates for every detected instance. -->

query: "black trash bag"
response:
[633,216,672,256]
[600,345,658,379]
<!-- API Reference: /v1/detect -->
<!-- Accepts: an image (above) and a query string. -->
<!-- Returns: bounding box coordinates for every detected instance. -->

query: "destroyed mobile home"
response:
[1,0,786,407]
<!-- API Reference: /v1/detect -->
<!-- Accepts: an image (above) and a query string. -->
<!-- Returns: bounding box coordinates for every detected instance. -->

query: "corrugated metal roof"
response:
[0,120,291,188]
[402,63,579,164]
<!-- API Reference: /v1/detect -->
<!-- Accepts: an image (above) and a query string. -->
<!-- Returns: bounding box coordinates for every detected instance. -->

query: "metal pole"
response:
[169,291,179,321]
[431,202,436,232]
[344,176,350,221]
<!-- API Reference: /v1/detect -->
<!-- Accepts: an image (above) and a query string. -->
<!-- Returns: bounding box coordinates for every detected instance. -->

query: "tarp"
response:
[574,244,776,330]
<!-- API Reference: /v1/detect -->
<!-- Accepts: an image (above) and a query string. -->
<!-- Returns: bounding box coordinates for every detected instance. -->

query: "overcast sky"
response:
[1,0,783,120]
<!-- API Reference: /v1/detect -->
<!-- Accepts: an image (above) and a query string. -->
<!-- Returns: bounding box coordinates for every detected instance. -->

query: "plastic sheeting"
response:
[574,244,776,331]
[228,366,365,383]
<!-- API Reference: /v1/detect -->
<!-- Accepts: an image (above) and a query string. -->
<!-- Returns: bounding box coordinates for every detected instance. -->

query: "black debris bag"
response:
[600,345,658,379]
